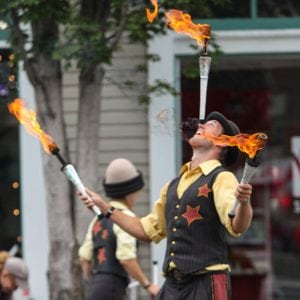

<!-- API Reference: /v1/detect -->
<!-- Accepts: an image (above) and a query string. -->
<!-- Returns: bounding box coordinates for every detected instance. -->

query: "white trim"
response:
[215,29,300,54]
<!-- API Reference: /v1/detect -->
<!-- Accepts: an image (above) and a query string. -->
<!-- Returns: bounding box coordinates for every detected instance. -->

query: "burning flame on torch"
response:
[146,0,158,23]
[200,131,268,158]
[7,98,58,154]
[165,10,211,47]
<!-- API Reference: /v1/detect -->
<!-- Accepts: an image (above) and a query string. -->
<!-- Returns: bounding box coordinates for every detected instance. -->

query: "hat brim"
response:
[205,112,239,166]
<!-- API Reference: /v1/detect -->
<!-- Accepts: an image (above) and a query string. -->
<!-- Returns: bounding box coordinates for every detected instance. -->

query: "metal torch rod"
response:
[228,133,268,218]
[62,164,103,219]
[152,260,159,285]
[228,160,258,218]
[199,55,211,120]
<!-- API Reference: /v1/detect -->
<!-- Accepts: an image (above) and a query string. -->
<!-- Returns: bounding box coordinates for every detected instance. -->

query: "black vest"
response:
[92,217,128,280]
[162,166,229,275]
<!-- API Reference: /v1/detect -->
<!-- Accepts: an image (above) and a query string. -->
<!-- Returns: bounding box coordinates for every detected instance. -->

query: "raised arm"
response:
[232,183,253,233]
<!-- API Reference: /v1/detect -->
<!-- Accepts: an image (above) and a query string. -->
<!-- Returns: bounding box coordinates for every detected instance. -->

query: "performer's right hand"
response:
[78,188,106,209]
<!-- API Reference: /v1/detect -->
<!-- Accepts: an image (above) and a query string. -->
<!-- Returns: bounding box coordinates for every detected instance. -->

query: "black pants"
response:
[157,271,231,300]
[86,273,128,300]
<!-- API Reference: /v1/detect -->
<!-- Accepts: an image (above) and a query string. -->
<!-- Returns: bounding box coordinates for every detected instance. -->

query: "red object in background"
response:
[279,195,292,210]
[231,274,267,300]
[294,226,300,244]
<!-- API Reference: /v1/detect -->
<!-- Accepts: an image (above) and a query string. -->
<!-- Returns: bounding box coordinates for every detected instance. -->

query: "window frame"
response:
[201,0,300,31]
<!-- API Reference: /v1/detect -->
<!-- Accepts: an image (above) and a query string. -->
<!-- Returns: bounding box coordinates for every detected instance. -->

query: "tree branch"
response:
[10,8,55,118]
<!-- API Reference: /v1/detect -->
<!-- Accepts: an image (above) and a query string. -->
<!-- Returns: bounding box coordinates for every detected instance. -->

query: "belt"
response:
[167,268,228,282]
[167,269,209,281]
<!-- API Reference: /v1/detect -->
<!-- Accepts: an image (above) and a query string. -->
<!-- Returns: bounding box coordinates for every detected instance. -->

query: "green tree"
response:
[0,0,227,299]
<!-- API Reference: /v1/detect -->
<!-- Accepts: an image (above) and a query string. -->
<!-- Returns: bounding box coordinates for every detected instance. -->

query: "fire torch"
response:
[199,130,268,218]
[228,133,268,218]
[50,147,103,219]
[7,98,103,220]
[164,9,212,120]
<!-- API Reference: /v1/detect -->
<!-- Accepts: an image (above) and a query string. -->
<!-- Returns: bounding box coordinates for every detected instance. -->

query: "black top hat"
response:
[205,111,240,166]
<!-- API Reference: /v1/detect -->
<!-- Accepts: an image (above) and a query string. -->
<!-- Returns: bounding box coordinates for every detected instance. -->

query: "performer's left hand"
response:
[235,183,252,205]
[147,283,160,298]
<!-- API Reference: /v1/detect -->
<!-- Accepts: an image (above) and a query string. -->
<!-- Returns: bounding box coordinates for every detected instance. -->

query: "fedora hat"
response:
[205,111,240,166]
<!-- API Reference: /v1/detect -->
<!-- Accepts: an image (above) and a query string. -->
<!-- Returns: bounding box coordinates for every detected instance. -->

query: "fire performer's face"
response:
[189,119,223,149]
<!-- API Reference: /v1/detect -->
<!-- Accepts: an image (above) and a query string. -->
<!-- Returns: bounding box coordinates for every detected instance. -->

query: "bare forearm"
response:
[110,209,151,242]
[79,188,151,242]
[232,183,253,233]
[232,202,253,233]
[120,259,149,286]
[120,259,160,296]
[79,258,92,281]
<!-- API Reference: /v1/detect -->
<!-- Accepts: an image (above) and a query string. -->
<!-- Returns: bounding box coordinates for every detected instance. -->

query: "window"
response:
[197,0,300,30]
[258,0,300,18]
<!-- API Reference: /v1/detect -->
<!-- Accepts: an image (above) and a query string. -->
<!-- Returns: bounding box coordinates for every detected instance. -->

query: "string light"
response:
[13,208,20,216]
[0,51,16,97]
[12,182,19,189]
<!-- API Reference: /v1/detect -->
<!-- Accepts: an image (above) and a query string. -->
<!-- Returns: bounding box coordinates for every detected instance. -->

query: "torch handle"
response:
[228,162,257,218]
[199,55,211,120]
[152,260,159,285]
[62,164,103,219]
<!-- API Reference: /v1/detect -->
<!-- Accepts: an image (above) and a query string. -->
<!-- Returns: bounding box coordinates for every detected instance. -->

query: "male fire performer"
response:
[78,158,160,300]
[79,111,253,300]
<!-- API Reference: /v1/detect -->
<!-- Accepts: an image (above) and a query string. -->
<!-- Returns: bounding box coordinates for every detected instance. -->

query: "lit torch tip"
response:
[49,144,67,167]
[49,143,59,155]
[257,132,268,141]
[247,132,268,167]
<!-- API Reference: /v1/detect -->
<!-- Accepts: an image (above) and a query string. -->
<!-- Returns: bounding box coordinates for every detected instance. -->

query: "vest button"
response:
[174,216,178,220]
[176,205,180,209]
[173,228,177,232]
[172,241,176,245]
[170,252,175,256]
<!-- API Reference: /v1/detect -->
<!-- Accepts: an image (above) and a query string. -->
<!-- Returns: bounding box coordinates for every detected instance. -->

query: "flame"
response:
[201,132,267,158]
[146,0,158,23]
[165,9,211,47]
[7,98,58,154]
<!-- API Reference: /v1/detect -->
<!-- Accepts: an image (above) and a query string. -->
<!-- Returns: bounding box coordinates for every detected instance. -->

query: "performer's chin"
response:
[188,135,203,147]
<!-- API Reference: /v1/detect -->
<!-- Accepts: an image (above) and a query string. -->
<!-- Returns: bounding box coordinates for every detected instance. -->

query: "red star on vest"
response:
[181,205,203,226]
[101,229,109,240]
[92,221,102,235]
[97,248,106,264]
[197,183,212,198]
